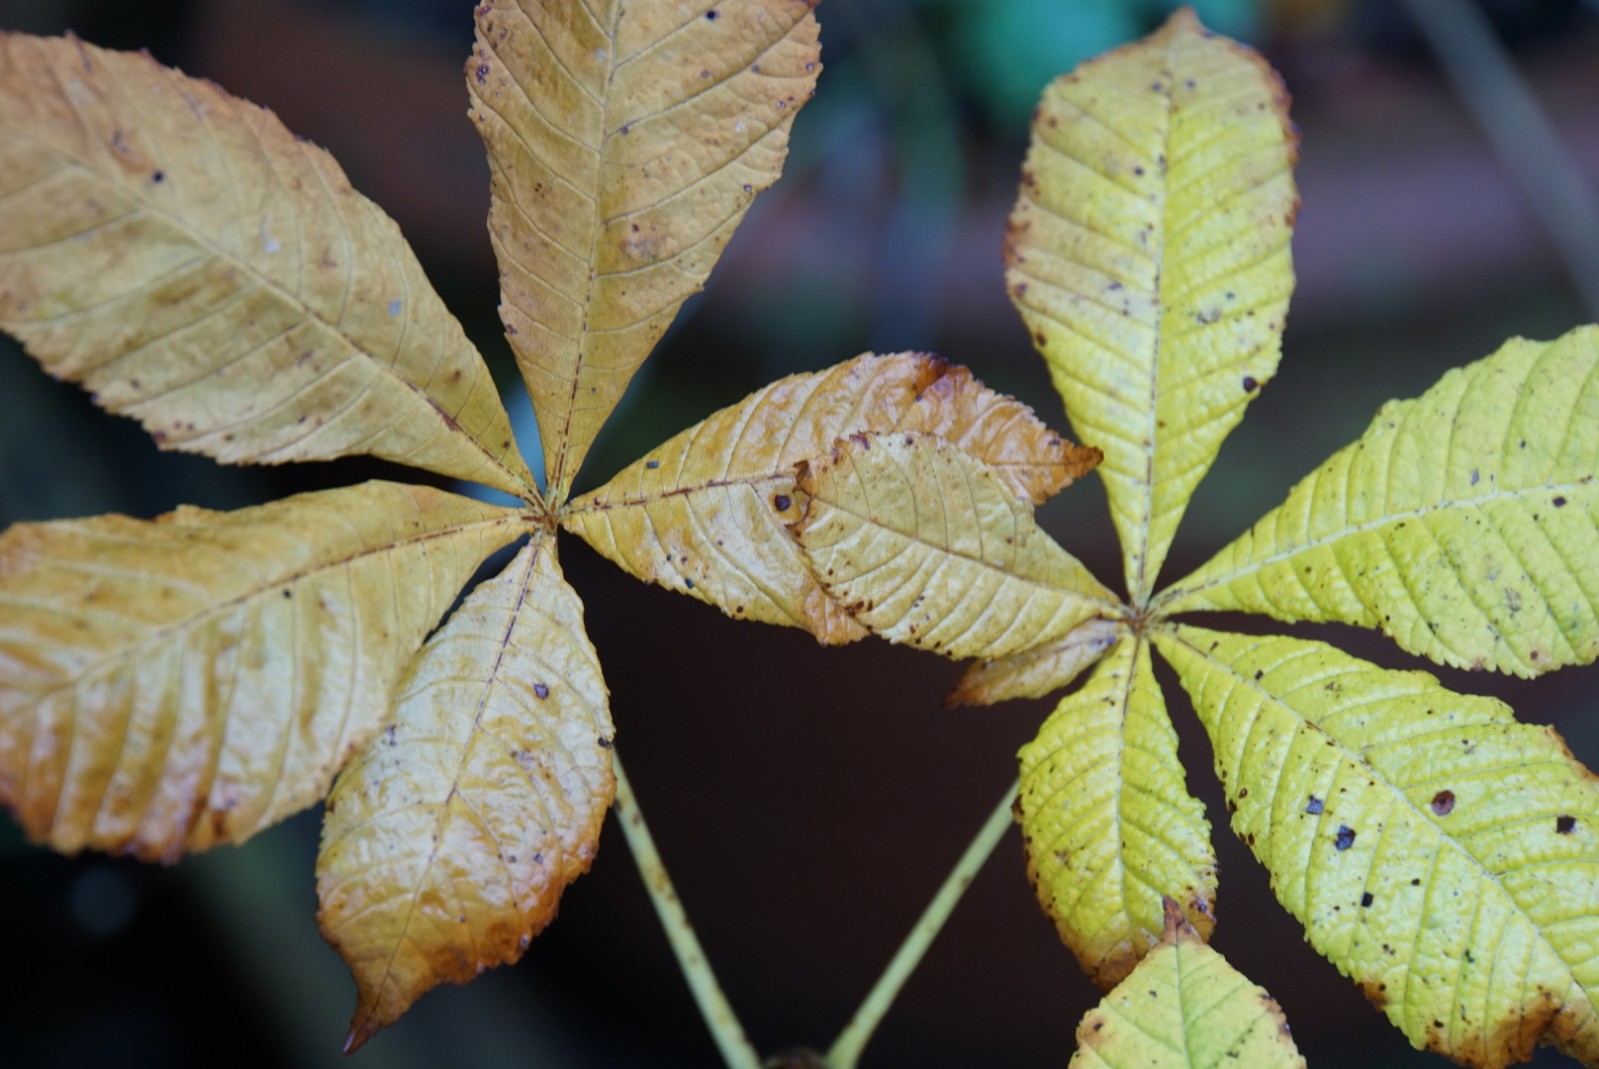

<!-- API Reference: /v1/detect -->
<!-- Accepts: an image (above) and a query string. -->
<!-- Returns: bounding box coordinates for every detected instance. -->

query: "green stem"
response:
[612,749,761,1069]
[825,778,1019,1069]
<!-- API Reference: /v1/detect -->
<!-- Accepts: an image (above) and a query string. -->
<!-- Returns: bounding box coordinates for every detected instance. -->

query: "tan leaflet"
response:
[564,352,1098,643]
[0,34,533,497]
[949,616,1122,706]
[792,432,1115,659]
[317,535,613,1050]
[468,0,821,503]
[0,482,526,861]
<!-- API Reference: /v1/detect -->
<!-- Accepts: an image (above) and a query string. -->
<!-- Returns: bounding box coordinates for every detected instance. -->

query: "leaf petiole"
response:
[825,779,1018,1069]
[611,749,762,1069]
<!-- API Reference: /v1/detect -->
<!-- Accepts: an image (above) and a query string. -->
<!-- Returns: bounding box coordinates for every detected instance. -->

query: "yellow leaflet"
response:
[1162,326,1599,677]
[564,352,1098,643]
[0,34,533,497]
[1070,900,1305,1069]
[468,0,820,503]
[949,616,1121,706]
[0,483,525,861]
[1005,8,1296,603]
[1157,626,1599,1067]
[317,535,613,1051]
[792,432,1115,660]
[1017,634,1214,987]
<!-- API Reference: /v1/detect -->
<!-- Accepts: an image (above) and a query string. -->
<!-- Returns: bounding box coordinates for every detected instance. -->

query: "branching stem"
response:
[825,778,1019,1069]
[612,749,761,1069]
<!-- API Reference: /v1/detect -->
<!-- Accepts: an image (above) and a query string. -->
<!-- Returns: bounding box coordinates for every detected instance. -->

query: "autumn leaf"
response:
[0,483,526,861]
[1016,633,1215,986]
[1160,325,1599,677]
[948,616,1121,706]
[468,0,821,503]
[1157,626,1599,1067]
[1069,899,1305,1069]
[317,534,613,1051]
[1006,7,1297,603]
[791,432,1115,659]
[564,351,1098,643]
[0,34,534,498]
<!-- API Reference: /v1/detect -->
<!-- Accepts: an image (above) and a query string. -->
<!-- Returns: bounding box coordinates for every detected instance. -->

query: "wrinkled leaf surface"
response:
[0,34,533,496]
[317,535,613,1050]
[1018,634,1215,986]
[1005,8,1296,602]
[1158,626,1599,1067]
[0,483,525,860]
[1163,326,1599,677]
[792,432,1114,659]
[565,352,1097,642]
[469,0,821,501]
[1070,900,1305,1069]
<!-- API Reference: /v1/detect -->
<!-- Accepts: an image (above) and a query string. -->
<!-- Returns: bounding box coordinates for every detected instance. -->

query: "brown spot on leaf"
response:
[1432,790,1455,816]
[1557,815,1577,834]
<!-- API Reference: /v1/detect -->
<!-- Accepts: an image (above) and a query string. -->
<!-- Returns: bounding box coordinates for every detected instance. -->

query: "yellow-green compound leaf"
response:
[1018,634,1215,986]
[317,535,613,1051]
[469,0,821,503]
[1005,9,1296,603]
[0,482,525,861]
[565,352,1098,644]
[1156,625,1599,1067]
[0,34,534,498]
[1071,899,1305,1069]
[792,432,1116,660]
[1162,327,1599,677]
[949,616,1121,706]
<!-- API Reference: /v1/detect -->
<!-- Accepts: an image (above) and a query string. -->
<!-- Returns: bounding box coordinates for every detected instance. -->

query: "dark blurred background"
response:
[3,0,1599,1065]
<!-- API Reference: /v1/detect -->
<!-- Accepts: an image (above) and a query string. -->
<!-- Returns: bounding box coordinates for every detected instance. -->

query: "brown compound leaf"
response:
[0,33,534,497]
[565,352,1097,642]
[317,534,613,1050]
[468,0,822,503]
[0,483,527,861]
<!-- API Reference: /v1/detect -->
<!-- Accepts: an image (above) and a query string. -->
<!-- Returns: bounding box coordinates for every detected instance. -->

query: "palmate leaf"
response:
[1157,626,1599,1067]
[1069,900,1305,1069]
[317,534,613,1051]
[1005,8,1296,603]
[468,0,821,503]
[1017,632,1215,986]
[1161,326,1599,677]
[0,34,534,498]
[0,482,526,861]
[563,352,1099,643]
[791,432,1116,660]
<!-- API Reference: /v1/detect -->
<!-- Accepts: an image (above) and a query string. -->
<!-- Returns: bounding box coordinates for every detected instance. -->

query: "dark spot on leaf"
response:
[684,578,695,589]
[1553,496,1567,507]
[475,62,490,84]
[598,736,613,749]
[1431,790,1455,816]
[645,459,660,469]
[1361,892,1374,907]
[1305,796,1323,815]
[151,170,165,183]
[1335,825,1356,850]
[1242,376,1259,392]
[1470,469,1479,485]
[774,494,792,511]
[706,8,718,18]
[1557,815,1577,834]
[533,682,550,700]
